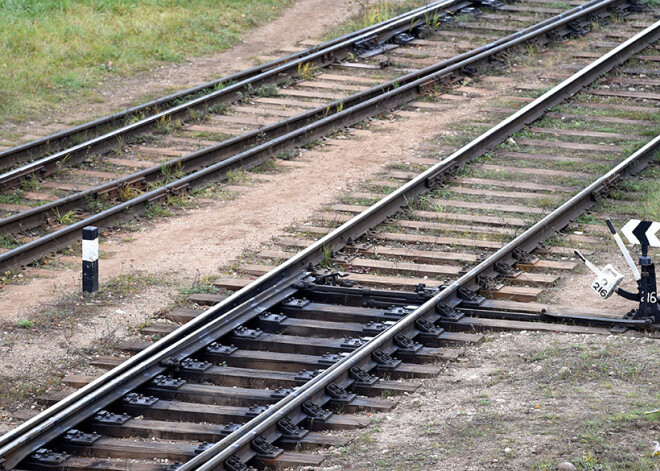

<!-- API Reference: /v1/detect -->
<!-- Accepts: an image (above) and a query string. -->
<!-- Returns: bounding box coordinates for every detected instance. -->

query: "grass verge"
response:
[0,0,293,123]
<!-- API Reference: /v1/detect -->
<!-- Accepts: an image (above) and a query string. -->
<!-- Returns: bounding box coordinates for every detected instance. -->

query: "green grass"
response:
[322,0,428,41]
[14,318,34,329]
[0,0,294,122]
[600,161,660,221]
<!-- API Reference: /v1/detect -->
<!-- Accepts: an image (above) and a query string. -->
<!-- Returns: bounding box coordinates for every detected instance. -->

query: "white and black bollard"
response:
[82,226,99,293]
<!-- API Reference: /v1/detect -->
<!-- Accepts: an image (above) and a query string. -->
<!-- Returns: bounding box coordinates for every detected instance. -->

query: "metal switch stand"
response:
[607,219,660,323]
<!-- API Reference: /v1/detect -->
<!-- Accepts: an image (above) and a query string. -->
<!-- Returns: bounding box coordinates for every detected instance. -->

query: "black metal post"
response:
[637,245,660,322]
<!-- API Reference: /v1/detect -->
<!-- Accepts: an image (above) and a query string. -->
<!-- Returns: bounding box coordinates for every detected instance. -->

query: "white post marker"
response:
[82,226,99,293]
[606,218,641,281]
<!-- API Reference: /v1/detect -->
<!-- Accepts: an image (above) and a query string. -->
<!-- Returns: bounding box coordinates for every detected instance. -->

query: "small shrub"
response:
[255,84,278,97]
[15,318,34,329]
[297,62,316,81]
[209,103,230,115]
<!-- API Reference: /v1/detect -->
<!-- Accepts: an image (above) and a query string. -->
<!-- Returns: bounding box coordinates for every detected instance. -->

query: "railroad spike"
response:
[92,410,131,425]
[457,286,486,307]
[151,374,186,390]
[122,393,158,407]
[245,405,269,418]
[194,441,214,455]
[435,303,464,322]
[494,261,521,278]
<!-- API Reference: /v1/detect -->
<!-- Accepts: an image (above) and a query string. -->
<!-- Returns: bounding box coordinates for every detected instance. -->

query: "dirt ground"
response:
[315,331,660,470]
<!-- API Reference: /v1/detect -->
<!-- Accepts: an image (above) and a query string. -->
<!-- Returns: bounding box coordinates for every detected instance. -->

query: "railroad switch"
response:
[576,218,660,326]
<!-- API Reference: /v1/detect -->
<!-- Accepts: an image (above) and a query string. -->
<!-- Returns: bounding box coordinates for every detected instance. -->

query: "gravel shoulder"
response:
[315,331,660,471]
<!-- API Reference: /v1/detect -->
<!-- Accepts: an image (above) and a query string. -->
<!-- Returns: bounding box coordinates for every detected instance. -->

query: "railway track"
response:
[0,0,650,273]
[0,17,658,470]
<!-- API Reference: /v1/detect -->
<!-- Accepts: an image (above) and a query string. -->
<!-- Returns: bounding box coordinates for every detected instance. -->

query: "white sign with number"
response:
[591,264,624,299]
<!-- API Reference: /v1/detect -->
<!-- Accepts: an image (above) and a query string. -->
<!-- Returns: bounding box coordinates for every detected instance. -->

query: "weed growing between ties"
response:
[599,159,660,222]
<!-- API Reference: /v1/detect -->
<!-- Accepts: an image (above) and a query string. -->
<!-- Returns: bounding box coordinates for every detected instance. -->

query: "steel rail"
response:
[1,18,655,471]
[0,0,476,183]
[179,21,660,471]
[0,0,612,230]
[0,0,614,233]
[0,0,471,169]
[0,0,620,191]
[0,0,630,272]
[192,135,660,471]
